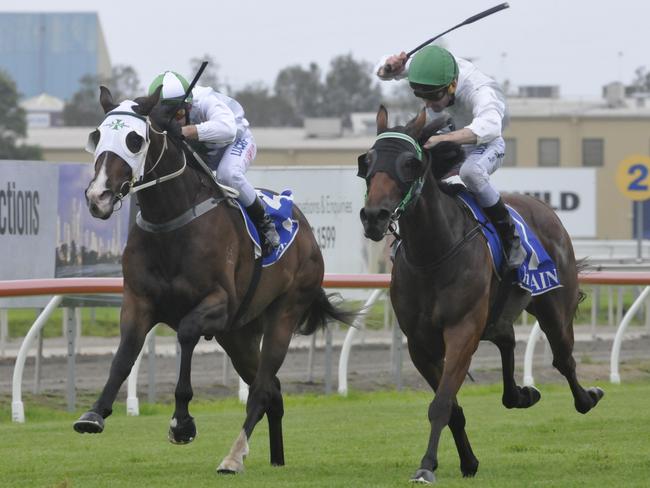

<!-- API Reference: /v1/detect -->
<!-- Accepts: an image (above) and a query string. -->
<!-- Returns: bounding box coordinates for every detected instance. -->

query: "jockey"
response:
[148,71,280,253]
[376,46,525,271]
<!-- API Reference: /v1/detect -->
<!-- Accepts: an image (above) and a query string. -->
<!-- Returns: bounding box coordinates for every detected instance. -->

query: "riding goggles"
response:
[411,85,449,102]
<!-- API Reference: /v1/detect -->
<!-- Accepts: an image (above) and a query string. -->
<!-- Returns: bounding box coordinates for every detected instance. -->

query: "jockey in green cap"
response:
[148,71,280,253]
[376,45,525,272]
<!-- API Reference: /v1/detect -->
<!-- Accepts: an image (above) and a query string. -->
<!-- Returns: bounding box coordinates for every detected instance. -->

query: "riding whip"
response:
[383,3,510,74]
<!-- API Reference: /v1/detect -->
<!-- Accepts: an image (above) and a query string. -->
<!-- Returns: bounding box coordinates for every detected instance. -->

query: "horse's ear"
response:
[133,85,162,116]
[376,105,388,134]
[99,86,118,114]
[405,109,427,138]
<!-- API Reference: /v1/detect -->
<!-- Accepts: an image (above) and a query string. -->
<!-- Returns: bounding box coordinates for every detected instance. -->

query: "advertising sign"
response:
[249,166,368,273]
[0,161,57,306]
[492,168,596,237]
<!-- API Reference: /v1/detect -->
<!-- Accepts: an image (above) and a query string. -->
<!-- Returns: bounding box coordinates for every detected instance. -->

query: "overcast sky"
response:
[5,0,648,99]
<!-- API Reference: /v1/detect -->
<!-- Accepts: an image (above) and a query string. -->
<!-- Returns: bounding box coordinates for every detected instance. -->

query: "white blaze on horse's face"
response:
[85,153,115,219]
[84,101,150,219]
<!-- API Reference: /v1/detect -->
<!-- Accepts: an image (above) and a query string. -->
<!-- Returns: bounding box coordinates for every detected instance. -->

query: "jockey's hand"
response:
[181,125,198,140]
[377,52,407,79]
[423,134,444,149]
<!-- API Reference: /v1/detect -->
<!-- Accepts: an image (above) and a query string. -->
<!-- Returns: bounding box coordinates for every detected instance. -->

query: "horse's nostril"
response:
[100,190,113,200]
[377,209,391,222]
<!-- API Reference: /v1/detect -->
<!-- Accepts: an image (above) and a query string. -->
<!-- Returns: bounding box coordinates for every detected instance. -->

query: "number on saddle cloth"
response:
[238,189,300,267]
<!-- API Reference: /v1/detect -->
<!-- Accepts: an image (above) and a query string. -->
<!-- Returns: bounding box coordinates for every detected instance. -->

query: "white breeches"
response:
[215,131,258,207]
[456,136,506,208]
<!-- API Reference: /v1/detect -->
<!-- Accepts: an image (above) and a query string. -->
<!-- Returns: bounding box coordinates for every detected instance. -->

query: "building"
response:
[503,89,650,239]
[0,12,111,100]
[20,93,65,128]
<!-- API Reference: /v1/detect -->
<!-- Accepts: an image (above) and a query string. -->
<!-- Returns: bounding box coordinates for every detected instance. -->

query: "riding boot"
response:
[483,197,526,272]
[246,197,281,254]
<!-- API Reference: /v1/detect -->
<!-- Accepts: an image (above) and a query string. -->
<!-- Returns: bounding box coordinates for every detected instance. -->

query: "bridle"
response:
[362,131,481,270]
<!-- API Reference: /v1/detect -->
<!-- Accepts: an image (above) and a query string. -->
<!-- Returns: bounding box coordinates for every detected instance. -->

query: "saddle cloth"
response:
[456,191,562,296]
[234,189,300,267]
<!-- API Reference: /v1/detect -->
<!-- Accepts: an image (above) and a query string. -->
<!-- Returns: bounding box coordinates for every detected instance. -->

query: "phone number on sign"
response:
[311,226,336,249]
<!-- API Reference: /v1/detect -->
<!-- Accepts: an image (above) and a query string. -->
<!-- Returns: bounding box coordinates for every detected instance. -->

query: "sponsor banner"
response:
[248,166,368,273]
[0,161,130,308]
[0,161,58,307]
[492,168,596,238]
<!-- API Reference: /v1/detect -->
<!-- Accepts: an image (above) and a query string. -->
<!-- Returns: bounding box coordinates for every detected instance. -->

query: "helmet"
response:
[408,46,458,87]
[148,71,193,104]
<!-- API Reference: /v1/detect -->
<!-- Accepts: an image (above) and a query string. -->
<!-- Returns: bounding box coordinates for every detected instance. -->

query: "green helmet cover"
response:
[148,71,193,104]
[408,46,458,87]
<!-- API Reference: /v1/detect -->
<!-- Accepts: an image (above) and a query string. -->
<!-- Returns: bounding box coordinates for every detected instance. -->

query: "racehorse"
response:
[358,106,604,483]
[76,85,352,474]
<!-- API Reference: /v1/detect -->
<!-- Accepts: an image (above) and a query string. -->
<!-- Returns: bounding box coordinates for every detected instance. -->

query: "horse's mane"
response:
[145,102,185,142]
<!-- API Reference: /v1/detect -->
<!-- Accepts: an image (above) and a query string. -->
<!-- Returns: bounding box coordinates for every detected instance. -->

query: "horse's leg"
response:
[494,335,541,409]
[406,332,479,478]
[532,292,604,414]
[212,325,263,473]
[412,321,482,484]
[217,305,296,474]
[74,292,153,433]
[169,292,230,444]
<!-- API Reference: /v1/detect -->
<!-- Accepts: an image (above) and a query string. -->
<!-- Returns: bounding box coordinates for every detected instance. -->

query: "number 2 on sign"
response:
[628,164,649,191]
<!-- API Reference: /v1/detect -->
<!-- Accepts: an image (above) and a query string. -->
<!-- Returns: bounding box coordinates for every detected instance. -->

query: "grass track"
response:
[1,383,649,487]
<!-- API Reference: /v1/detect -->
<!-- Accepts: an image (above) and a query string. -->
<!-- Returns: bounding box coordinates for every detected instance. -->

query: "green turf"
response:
[1,383,649,487]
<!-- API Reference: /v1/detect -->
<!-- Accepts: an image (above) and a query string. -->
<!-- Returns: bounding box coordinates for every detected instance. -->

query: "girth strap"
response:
[136,196,226,233]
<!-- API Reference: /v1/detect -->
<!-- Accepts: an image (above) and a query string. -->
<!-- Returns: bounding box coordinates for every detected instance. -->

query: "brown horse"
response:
[75,86,352,474]
[358,106,604,483]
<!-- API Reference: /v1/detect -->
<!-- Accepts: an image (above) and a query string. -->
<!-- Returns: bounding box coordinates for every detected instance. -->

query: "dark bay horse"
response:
[76,86,352,474]
[358,106,604,483]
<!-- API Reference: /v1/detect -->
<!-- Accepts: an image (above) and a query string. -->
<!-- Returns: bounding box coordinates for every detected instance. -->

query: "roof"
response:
[507,97,650,118]
[22,127,377,151]
[20,93,65,112]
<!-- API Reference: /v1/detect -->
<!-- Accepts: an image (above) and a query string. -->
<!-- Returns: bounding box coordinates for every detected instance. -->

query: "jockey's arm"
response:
[185,92,237,146]
[423,127,477,148]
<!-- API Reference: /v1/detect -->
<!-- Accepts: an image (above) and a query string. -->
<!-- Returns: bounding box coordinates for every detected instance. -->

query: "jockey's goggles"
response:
[411,84,449,102]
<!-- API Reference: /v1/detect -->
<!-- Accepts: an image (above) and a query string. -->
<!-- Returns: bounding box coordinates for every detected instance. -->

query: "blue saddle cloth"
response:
[456,191,562,296]
[234,189,299,267]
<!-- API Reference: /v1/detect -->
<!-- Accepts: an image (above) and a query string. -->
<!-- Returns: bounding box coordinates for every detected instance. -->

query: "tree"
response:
[0,70,42,160]
[628,66,650,94]
[63,64,143,126]
[321,54,382,123]
[233,83,300,127]
[190,54,221,91]
[274,63,324,121]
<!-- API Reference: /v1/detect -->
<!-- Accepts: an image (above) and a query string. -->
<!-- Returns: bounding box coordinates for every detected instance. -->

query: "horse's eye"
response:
[125,131,144,154]
[396,154,423,183]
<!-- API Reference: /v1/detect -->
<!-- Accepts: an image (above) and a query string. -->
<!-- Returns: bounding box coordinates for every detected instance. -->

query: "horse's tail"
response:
[297,288,357,335]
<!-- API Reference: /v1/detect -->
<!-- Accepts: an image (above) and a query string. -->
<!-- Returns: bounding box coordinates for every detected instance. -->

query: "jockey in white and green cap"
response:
[148,70,280,253]
[375,45,525,272]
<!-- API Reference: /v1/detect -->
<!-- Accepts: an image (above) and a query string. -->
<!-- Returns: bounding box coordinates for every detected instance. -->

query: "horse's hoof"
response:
[168,416,196,444]
[217,457,244,474]
[73,411,104,434]
[576,387,605,414]
[460,458,479,477]
[520,385,541,408]
[588,387,605,405]
[503,385,541,409]
[410,469,435,484]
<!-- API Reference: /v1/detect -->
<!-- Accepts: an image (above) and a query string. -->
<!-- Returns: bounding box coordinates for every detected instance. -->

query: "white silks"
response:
[85,101,150,181]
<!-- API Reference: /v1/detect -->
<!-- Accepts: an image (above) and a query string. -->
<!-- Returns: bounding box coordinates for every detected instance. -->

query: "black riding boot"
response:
[483,197,526,272]
[246,197,281,254]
